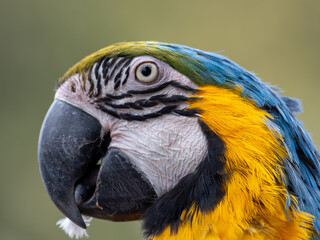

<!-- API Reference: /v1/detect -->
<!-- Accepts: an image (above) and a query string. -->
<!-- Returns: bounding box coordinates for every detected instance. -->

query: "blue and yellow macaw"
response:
[38,42,320,239]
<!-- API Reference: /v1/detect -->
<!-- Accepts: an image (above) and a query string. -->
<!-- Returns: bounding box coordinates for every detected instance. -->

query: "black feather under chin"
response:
[142,120,227,238]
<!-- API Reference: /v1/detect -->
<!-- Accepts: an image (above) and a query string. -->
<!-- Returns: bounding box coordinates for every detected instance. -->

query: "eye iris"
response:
[141,65,152,77]
[135,62,158,83]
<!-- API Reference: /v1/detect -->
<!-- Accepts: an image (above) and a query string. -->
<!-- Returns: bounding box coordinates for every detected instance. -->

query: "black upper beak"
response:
[38,100,157,228]
[38,100,105,228]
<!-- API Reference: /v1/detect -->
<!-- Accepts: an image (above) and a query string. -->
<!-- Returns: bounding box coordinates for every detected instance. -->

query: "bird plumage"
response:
[41,41,320,239]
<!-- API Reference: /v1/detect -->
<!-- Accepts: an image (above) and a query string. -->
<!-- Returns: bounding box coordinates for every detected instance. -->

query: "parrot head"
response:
[38,42,320,239]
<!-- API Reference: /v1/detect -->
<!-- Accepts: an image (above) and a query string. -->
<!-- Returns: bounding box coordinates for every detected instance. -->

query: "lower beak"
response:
[38,100,157,228]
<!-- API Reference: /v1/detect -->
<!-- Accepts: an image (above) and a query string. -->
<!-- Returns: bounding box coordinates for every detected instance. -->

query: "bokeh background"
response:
[1,0,319,239]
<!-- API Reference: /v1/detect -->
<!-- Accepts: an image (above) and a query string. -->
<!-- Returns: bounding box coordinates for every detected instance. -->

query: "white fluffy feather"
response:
[56,215,92,239]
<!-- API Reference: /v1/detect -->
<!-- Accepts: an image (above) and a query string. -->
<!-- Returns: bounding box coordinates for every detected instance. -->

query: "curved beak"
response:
[38,100,157,228]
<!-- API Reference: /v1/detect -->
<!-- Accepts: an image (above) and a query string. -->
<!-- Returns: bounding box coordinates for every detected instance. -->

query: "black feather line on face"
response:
[110,58,127,80]
[87,67,94,97]
[104,58,117,85]
[122,64,131,86]
[101,57,109,76]
[94,58,105,97]
[92,78,199,121]
[95,95,199,109]
[142,120,227,238]
[96,96,200,120]
[114,80,121,90]
[112,58,130,90]
[127,81,198,95]
[105,105,179,121]
[95,80,197,101]
[119,58,133,87]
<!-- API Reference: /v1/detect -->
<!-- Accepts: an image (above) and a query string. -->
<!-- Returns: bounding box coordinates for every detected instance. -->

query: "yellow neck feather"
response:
[152,85,314,240]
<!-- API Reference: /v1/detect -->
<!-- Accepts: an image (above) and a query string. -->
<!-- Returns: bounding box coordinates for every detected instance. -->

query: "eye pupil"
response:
[141,65,152,77]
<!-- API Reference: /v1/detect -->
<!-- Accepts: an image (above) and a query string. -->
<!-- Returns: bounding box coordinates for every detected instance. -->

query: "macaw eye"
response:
[135,62,159,83]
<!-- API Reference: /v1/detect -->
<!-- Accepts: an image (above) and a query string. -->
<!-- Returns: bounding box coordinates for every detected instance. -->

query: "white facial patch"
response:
[55,55,208,196]
[108,114,207,196]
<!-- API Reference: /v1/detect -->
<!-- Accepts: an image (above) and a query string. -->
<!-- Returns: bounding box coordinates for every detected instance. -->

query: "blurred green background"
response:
[0,0,319,239]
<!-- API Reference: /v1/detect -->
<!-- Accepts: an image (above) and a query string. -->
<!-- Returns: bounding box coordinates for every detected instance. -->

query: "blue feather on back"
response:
[156,42,320,234]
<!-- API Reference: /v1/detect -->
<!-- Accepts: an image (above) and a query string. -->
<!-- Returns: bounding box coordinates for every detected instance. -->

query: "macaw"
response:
[38,42,320,240]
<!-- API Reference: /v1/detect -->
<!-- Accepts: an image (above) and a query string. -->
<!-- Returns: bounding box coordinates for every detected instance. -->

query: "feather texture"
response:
[153,85,315,239]
[60,41,320,239]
